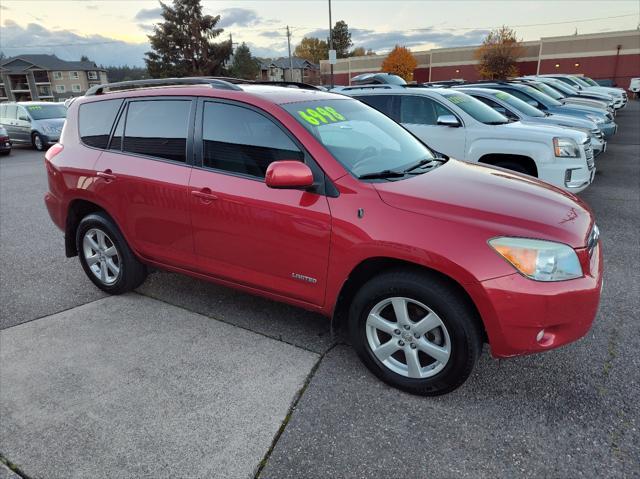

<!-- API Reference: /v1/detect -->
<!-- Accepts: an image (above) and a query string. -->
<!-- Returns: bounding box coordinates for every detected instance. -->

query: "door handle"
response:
[97,170,116,181]
[191,188,218,202]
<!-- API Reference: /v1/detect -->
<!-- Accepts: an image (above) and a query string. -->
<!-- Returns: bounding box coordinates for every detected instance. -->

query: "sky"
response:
[1,0,638,66]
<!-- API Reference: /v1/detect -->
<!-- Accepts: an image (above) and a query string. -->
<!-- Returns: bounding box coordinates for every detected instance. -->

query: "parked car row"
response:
[332,73,625,193]
[0,101,67,153]
[42,77,605,396]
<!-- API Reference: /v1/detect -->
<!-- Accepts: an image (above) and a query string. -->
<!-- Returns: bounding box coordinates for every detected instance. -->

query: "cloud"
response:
[217,8,260,28]
[303,27,490,53]
[137,23,155,33]
[259,30,284,39]
[134,7,162,21]
[0,21,149,66]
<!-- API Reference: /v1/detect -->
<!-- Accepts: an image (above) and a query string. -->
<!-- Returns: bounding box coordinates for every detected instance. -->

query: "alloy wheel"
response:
[82,228,121,285]
[365,297,451,379]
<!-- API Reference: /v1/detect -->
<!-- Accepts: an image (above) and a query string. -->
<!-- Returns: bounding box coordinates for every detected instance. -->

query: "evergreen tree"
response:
[329,21,353,59]
[144,0,232,78]
[229,43,260,80]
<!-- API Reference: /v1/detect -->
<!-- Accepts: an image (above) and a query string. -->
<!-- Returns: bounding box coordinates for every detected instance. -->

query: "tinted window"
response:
[0,105,5,117]
[4,105,17,120]
[202,102,302,178]
[109,107,125,151]
[490,90,545,117]
[440,92,508,124]
[531,82,565,100]
[123,100,191,162]
[357,95,398,121]
[79,99,123,149]
[399,95,447,125]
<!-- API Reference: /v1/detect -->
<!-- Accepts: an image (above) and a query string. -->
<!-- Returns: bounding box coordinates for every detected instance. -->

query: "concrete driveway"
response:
[1,101,639,478]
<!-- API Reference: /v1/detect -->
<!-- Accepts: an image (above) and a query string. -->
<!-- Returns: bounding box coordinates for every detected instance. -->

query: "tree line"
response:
[85,0,523,84]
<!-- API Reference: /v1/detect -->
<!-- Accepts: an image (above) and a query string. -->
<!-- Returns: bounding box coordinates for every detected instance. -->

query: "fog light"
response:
[564,169,572,184]
[536,329,545,342]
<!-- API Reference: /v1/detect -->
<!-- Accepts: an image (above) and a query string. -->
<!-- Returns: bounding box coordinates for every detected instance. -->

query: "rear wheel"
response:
[76,212,147,294]
[349,269,483,396]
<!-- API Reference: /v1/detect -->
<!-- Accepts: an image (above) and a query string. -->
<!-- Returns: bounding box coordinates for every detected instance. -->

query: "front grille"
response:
[583,139,595,170]
[587,224,599,257]
[590,129,604,140]
[606,112,614,121]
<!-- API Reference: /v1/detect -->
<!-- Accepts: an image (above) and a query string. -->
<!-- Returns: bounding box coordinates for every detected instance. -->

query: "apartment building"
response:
[259,57,321,85]
[0,54,108,102]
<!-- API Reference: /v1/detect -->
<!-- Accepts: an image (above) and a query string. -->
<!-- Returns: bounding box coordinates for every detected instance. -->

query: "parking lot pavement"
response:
[0,103,637,478]
[0,147,106,329]
[261,102,640,479]
[0,294,318,479]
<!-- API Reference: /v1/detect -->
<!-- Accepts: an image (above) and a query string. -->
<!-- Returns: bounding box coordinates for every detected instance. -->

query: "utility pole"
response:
[328,0,334,88]
[286,25,294,82]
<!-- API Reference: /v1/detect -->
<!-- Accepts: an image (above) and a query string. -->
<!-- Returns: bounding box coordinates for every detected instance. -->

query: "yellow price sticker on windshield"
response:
[27,106,42,110]
[446,95,467,105]
[298,106,346,126]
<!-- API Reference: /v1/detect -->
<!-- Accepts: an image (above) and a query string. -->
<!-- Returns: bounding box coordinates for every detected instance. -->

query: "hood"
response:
[555,103,609,118]
[373,160,593,248]
[539,113,596,130]
[499,120,588,143]
[36,118,65,129]
[586,86,623,97]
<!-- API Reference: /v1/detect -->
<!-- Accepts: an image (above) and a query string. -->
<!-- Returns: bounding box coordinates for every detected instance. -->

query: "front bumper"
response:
[41,133,61,145]
[468,240,603,358]
[600,122,617,138]
[591,137,606,157]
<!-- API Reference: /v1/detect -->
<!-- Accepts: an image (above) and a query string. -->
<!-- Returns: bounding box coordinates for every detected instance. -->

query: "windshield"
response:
[521,85,563,107]
[581,76,599,87]
[531,82,565,100]
[441,92,508,124]
[282,99,437,178]
[544,79,578,95]
[571,76,591,88]
[25,104,66,120]
[493,91,545,117]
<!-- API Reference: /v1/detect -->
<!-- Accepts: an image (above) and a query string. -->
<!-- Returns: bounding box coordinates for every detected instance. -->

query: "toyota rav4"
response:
[44,78,603,396]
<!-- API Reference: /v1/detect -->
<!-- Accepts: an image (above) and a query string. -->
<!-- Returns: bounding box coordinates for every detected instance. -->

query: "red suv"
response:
[44,78,603,395]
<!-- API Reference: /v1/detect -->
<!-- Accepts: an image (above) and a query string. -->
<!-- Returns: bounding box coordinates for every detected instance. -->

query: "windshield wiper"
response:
[358,169,405,180]
[402,158,443,173]
[485,121,509,125]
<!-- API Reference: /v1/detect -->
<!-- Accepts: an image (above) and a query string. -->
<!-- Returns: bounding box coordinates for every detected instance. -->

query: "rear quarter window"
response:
[79,99,124,149]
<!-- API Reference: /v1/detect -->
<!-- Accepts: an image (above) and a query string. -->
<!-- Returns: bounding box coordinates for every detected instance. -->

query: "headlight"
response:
[489,237,583,281]
[586,114,604,124]
[553,137,580,158]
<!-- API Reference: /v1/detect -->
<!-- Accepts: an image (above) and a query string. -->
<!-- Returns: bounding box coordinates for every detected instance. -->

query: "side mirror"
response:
[265,161,314,189]
[436,115,460,127]
[495,106,507,115]
[526,100,539,107]
[19,115,30,122]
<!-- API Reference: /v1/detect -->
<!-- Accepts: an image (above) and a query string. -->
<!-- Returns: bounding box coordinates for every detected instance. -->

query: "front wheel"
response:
[32,132,46,151]
[76,212,147,294]
[349,269,483,396]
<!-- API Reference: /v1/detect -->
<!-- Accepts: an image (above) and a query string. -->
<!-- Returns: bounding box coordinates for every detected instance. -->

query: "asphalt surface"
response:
[0,101,638,478]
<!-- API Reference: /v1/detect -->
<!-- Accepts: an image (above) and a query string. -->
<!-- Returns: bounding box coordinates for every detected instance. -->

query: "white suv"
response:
[337,85,595,192]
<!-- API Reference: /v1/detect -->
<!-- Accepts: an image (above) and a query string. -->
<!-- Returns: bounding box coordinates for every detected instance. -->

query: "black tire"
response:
[493,161,531,176]
[348,269,483,396]
[0,150,10,156]
[76,212,147,294]
[32,132,46,151]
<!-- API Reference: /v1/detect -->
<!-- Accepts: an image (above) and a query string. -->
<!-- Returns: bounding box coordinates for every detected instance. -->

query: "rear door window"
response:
[5,105,17,120]
[123,100,192,163]
[79,99,123,148]
[357,95,399,121]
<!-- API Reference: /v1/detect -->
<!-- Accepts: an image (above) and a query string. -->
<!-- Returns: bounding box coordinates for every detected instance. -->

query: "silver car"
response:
[460,87,607,156]
[0,102,66,151]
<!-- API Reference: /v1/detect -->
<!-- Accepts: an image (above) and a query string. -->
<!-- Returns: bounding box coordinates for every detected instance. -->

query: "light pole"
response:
[328,0,334,88]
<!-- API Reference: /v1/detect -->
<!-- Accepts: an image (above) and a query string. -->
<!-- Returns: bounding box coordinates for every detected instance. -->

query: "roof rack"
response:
[250,81,322,91]
[85,77,243,96]
[339,84,401,91]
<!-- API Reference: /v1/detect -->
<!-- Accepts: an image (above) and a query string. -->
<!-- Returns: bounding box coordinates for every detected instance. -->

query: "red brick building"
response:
[321,30,640,89]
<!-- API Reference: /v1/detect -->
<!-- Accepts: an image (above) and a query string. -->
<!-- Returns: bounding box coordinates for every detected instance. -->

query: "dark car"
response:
[0,126,12,155]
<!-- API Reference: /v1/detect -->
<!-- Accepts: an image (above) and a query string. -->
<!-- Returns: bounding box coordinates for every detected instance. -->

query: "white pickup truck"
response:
[337,85,595,192]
